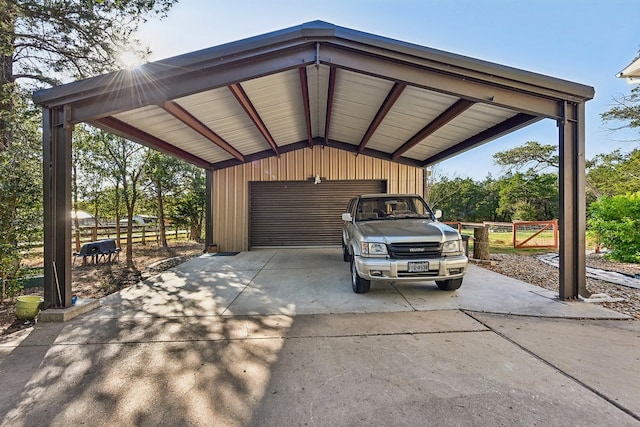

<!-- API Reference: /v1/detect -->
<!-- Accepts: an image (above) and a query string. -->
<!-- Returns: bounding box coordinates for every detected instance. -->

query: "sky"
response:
[134,0,640,180]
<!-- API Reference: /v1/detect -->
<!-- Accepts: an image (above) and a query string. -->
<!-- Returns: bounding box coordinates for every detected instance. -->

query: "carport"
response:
[33,20,594,308]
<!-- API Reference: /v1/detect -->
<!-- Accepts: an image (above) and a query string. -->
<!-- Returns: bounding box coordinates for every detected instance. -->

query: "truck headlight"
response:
[442,239,462,255]
[360,242,388,256]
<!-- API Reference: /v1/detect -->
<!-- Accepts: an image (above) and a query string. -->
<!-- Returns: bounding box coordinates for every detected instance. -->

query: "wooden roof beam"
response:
[161,101,244,162]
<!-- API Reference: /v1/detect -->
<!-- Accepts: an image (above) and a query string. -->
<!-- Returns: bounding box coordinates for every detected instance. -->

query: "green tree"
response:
[588,193,640,263]
[493,141,559,173]
[497,172,558,221]
[170,166,206,242]
[2,0,177,148]
[601,84,640,141]
[428,176,499,222]
[80,129,148,264]
[0,89,41,300]
[144,151,187,247]
[0,0,177,294]
[494,140,602,198]
[587,149,640,197]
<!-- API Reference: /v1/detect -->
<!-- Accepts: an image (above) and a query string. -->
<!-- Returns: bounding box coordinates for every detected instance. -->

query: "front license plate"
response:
[408,261,430,272]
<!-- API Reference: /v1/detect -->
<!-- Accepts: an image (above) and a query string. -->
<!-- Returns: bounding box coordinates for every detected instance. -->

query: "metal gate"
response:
[249,180,386,247]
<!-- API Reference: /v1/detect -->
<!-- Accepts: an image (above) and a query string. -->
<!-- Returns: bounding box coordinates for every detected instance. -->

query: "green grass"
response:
[462,230,556,256]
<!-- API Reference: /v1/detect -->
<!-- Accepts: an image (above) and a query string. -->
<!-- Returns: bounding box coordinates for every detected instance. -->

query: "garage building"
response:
[34,21,594,306]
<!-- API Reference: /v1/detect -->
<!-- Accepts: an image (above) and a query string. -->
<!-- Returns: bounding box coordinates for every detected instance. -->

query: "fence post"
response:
[473,225,490,260]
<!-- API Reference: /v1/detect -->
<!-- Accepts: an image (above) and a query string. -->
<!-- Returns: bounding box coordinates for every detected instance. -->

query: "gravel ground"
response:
[479,253,640,320]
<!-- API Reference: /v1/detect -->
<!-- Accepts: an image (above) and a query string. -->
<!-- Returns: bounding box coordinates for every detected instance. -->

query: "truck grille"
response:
[388,242,441,259]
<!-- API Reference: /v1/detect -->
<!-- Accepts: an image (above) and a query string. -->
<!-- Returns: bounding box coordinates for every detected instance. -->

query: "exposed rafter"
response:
[161,101,245,162]
[358,82,406,154]
[324,66,337,145]
[392,99,475,160]
[298,67,314,146]
[421,113,540,166]
[94,116,212,169]
[228,83,279,156]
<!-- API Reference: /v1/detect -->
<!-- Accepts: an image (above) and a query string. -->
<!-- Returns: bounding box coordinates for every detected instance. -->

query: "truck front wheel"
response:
[436,278,463,291]
[350,258,371,293]
[342,244,351,262]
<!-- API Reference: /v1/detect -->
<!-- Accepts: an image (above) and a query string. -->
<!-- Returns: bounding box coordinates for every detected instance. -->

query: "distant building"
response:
[71,210,103,227]
[617,57,640,84]
[119,215,158,226]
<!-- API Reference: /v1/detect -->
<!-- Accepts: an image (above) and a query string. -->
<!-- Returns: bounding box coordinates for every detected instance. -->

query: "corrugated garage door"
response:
[250,180,386,247]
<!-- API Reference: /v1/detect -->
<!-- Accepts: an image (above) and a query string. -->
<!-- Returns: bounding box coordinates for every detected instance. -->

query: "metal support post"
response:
[205,169,217,252]
[43,106,73,308]
[558,101,589,300]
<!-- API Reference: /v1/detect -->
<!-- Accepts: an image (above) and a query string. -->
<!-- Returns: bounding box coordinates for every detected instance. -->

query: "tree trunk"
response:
[72,165,81,253]
[92,202,99,241]
[473,225,490,260]
[114,183,122,249]
[156,187,167,247]
[126,206,134,266]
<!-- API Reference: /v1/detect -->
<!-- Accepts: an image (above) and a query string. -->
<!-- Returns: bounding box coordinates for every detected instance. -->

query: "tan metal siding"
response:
[213,146,424,251]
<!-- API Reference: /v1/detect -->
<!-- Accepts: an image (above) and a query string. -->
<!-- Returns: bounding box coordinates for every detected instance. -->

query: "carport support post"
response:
[558,101,589,300]
[43,106,73,308]
[205,169,216,252]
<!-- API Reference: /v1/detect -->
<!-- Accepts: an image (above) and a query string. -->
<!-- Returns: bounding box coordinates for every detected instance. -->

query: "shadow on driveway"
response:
[0,249,638,426]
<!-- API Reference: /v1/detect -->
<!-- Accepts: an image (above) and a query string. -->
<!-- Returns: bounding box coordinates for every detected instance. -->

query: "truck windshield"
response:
[355,196,433,221]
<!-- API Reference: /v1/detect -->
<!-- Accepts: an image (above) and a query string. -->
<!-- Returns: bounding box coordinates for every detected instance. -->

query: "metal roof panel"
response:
[329,70,395,144]
[113,106,233,163]
[240,70,309,147]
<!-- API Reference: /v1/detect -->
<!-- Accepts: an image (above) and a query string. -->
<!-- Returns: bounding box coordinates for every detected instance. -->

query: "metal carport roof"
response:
[34,20,594,307]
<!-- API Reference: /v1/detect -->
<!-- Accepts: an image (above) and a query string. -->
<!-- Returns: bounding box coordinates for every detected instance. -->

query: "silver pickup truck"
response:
[342,194,467,293]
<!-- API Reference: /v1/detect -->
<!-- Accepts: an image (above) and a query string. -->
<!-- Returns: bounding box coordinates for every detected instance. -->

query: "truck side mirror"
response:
[342,212,353,222]
[434,209,442,219]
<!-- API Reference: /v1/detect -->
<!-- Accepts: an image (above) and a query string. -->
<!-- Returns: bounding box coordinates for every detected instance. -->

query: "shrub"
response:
[587,193,640,263]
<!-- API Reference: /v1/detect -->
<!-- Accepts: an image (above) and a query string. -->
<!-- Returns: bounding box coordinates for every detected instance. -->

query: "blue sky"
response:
[136,0,640,180]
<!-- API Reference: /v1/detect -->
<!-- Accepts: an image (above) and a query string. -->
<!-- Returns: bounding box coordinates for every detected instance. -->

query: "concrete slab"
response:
[471,313,640,419]
[247,322,638,427]
[399,265,629,318]
[95,267,259,318]
[38,298,100,322]
[0,248,638,426]
[227,264,413,316]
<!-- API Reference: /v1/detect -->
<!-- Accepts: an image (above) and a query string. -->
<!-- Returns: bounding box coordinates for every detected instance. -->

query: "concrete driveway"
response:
[1,248,638,426]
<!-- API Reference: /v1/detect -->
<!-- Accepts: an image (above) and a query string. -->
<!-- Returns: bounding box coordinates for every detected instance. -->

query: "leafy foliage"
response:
[587,149,640,197]
[144,151,189,246]
[428,176,501,222]
[493,141,559,174]
[496,173,558,221]
[6,0,177,86]
[601,84,640,138]
[588,193,640,263]
[169,166,206,242]
[0,89,41,300]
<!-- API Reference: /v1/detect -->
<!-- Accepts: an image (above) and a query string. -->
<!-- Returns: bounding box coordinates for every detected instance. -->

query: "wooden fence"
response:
[444,220,559,250]
[73,225,191,249]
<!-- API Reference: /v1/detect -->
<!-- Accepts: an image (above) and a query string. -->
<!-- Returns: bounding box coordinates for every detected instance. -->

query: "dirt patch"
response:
[0,241,205,336]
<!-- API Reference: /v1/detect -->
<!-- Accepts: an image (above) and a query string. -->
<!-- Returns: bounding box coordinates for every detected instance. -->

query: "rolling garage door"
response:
[250,180,386,247]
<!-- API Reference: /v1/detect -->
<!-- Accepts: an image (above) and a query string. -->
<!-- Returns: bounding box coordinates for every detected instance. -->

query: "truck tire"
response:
[342,244,351,262]
[436,278,463,291]
[350,258,371,293]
